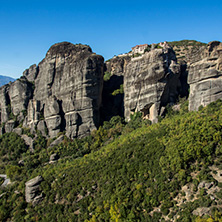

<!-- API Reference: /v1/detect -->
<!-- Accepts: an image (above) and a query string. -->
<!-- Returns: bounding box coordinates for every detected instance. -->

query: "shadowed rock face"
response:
[188,41,222,111]
[124,47,180,123]
[26,42,104,138]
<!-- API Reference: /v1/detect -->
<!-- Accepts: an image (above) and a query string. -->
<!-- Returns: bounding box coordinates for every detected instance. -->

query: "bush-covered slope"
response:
[1,100,222,221]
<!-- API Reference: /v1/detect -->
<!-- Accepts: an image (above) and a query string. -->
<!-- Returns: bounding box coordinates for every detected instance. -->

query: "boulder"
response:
[50,153,59,162]
[21,134,34,152]
[5,120,15,133]
[12,127,23,136]
[188,41,222,111]
[49,135,64,148]
[37,120,47,136]
[193,207,211,217]
[25,175,43,203]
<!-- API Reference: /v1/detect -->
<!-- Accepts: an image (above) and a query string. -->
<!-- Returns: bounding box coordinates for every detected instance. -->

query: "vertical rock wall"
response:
[26,42,104,138]
[124,47,180,123]
[188,41,222,111]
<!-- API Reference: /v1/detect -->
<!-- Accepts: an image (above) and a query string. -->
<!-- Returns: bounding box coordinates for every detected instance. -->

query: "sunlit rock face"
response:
[26,42,104,138]
[124,47,180,123]
[188,41,222,111]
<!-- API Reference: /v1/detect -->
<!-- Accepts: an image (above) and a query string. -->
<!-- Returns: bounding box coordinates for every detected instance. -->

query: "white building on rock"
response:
[132,44,148,54]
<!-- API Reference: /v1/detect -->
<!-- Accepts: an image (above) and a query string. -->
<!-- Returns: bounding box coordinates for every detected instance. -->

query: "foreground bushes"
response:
[1,100,222,221]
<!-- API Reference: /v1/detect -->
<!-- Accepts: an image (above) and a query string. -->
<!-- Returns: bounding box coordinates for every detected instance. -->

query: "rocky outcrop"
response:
[37,120,47,137]
[8,77,33,117]
[124,47,180,123]
[188,41,222,111]
[5,120,16,133]
[0,85,10,124]
[23,64,38,82]
[0,77,33,127]
[105,56,130,76]
[49,135,64,148]
[25,42,104,139]
[25,175,43,204]
[21,134,34,152]
[50,153,59,162]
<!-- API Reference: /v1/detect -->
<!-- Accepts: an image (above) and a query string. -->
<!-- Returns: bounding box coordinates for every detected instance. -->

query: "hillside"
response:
[0,40,222,221]
[0,75,15,87]
[168,40,206,63]
[1,99,222,221]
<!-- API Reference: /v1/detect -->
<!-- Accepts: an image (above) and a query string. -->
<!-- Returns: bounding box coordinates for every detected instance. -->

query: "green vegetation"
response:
[132,53,142,58]
[111,84,124,96]
[1,100,222,221]
[103,71,111,81]
[168,40,207,47]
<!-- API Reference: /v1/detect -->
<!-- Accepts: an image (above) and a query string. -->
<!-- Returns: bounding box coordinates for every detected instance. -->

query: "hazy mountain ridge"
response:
[0,75,15,87]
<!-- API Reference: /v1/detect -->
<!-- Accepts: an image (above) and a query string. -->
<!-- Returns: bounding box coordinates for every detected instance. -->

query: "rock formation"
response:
[1,40,222,139]
[25,175,43,204]
[0,85,10,124]
[188,41,222,111]
[25,42,104,139]
[124,46,180,123]
[8,77,33,117]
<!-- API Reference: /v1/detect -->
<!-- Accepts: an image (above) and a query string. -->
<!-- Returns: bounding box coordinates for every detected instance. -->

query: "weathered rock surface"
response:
[50,153,59,162]
[12,127,23,136]
[188,41,222,111]
[192,207,211,217]
[21,134,34,152]
[23,64,38,82]
[49,135,64,148]
[105,56,130,76]
[8,77,33,117]
[5,120,16,133]
[124,47,180,123]
[25,176,43,203]
[0,85,10,124]
[23,99,41,133]
[25,42,104,138]
[37,120,47,137]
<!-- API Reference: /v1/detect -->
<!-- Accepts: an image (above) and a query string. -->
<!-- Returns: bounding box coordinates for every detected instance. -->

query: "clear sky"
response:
[0,0,222,78]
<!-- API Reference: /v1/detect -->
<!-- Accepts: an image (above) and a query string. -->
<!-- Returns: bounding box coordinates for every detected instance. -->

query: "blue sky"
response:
[0,0,222,78]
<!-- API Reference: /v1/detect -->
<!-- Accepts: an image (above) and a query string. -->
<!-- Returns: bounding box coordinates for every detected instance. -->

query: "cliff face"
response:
[0,42,104,139]
[25,42,104,138]
[188,41,222,111]
[1,40,222,139]
[124,47,180,123]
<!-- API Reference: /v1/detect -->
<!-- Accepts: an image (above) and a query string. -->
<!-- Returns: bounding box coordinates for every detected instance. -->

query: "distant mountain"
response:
[0,75,15,87]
